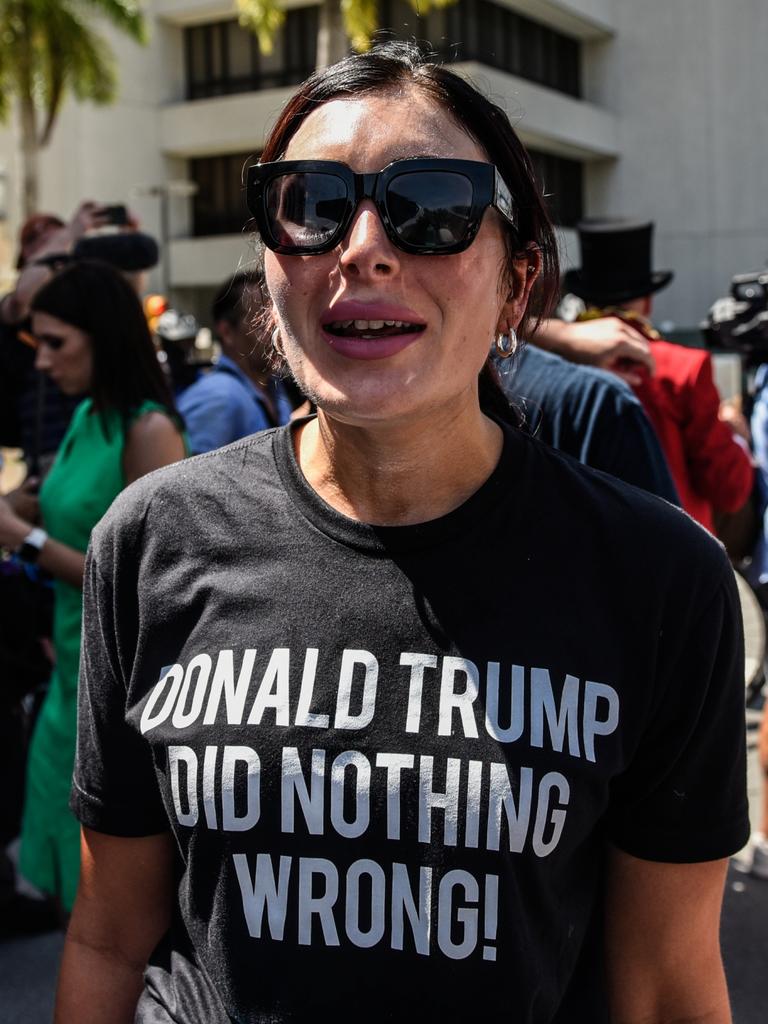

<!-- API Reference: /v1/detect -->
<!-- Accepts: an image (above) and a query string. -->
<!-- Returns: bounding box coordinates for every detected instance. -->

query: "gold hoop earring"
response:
[495,327,518,359]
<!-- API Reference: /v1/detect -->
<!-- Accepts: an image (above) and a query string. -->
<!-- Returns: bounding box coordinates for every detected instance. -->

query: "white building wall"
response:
[584,0,768,328]
[1,0,766,329]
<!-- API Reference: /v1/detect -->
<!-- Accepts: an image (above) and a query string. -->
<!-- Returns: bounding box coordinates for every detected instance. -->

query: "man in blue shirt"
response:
[178,272,294,454]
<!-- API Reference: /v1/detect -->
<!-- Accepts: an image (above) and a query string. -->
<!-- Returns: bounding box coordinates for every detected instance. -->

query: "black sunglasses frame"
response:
[246,158,517,256]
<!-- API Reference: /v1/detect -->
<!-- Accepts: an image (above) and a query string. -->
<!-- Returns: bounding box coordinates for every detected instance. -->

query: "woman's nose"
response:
[339,200,401,279]
[34,345,51,373]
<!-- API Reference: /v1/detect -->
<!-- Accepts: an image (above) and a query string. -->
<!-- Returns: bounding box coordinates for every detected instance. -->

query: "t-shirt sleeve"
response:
[70,527,169,836]
[606,558,750,862]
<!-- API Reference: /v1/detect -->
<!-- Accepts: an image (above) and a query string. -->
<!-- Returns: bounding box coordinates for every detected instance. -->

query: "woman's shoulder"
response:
[517,430,731,588]
[126,405,178,434]
[92,427,280,552]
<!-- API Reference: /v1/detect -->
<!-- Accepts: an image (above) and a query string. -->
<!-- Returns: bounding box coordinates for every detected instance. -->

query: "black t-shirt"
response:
[72,422,749,1024]
[508,346,680,505]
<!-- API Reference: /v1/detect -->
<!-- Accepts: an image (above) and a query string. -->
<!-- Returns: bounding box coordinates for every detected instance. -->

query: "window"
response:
[529,150,584,227]
[184,9,318,100]
[377,0,582,98]
[189,148,583,237]
[190,153,257,236]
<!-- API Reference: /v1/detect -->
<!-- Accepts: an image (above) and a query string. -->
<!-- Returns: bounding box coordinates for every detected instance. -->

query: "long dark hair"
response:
[31,260,177,432]
[256,41,560,421]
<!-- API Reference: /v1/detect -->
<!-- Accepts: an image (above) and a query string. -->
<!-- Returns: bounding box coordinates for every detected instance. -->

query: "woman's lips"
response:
[321,326,425,361]
[320,301,426,360]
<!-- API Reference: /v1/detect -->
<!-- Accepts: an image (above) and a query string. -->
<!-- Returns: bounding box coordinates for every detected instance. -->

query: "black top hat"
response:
[563,220,673,305]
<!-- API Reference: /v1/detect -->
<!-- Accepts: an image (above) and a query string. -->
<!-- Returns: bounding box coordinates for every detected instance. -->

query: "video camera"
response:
[702,268,768,363]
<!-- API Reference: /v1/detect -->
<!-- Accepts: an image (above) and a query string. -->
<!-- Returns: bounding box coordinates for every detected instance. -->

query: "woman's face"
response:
[264,87,531,427]
[32,312,93,395]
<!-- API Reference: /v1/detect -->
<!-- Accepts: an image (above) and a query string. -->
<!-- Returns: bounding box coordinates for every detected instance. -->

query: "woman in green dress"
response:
[0,260,186,912]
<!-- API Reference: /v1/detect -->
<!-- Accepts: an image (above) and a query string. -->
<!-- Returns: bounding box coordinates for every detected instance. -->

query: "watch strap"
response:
[18,527,48,564]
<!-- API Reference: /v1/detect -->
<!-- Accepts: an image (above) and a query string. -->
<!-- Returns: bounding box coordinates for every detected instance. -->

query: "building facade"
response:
[1,0,766,330]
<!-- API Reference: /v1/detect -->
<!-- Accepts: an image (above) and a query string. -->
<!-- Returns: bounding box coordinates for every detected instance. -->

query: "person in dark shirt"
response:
[506,345,679,503]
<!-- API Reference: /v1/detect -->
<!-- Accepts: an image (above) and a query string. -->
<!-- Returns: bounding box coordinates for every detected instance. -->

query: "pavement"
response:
[1,703,767,1023]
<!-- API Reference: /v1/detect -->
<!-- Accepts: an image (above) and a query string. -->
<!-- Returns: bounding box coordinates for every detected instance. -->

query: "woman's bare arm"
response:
[0,499,86,588]
[532,317,654,385]
[0,412,183,589]
[55,829,175,1024]
[605,846,731,1024]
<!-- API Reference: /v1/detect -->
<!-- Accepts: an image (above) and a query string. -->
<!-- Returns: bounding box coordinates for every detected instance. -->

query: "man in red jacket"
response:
[537,220,753,532]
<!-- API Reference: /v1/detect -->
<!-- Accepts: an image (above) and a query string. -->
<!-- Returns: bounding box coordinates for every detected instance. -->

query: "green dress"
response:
[19,398,178,909]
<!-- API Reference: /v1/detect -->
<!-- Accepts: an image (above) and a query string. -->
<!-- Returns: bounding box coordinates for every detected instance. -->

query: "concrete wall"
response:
[584,0,768,329]
[459,62,618,160]
[499,0,614,37]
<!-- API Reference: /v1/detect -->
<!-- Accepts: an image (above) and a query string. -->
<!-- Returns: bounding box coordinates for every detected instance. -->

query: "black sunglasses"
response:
[246,158,517,256]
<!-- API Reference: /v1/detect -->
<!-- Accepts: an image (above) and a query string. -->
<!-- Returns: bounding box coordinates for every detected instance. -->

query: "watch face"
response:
[18,541,41,564]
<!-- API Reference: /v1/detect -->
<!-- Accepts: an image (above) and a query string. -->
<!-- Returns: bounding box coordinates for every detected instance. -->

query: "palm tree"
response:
[0,0,147,217]
[237,0,457,68]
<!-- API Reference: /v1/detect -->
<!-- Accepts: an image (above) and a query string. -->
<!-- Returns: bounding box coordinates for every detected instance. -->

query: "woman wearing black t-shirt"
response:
[56,43,748,1024]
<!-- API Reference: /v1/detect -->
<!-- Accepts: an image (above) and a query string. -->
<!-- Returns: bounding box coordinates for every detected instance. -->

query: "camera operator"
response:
[707,266,768,880]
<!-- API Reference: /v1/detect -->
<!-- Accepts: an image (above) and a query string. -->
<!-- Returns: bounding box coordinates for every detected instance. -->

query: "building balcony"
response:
[160,86,297,157]
[155,0,614,35]
[159,63,617,162]
[156,0,316,26]
[502,0,614,38]
[457,62,618,160]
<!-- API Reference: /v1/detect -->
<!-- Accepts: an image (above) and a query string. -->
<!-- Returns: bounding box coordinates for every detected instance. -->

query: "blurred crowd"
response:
[0,199,766,937]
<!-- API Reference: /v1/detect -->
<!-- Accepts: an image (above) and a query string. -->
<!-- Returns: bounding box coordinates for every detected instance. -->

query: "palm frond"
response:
[33,3,117,143]
[76,0,148,44]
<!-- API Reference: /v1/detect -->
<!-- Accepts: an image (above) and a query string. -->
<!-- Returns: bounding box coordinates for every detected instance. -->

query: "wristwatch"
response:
[17,527,48,564]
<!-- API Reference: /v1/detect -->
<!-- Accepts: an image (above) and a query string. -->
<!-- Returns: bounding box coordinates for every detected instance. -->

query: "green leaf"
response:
[0,0,146,140]
[236,0,285,55]
[341,0,379,52]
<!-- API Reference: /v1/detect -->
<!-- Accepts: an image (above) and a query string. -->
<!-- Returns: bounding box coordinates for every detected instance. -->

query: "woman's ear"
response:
[496,247,542,336]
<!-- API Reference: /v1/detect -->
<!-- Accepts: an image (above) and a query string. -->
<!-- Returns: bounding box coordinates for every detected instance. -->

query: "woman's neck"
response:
[296,400,504,526]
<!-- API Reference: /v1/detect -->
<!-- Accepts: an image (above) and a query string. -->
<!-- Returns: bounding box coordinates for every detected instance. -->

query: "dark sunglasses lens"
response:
[386,172,474,249]
[264,172,349,249]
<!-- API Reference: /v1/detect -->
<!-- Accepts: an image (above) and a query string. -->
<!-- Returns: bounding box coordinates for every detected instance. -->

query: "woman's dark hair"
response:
[256,40,560,422]
[212,269,265,328]
[30,260,177,431]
